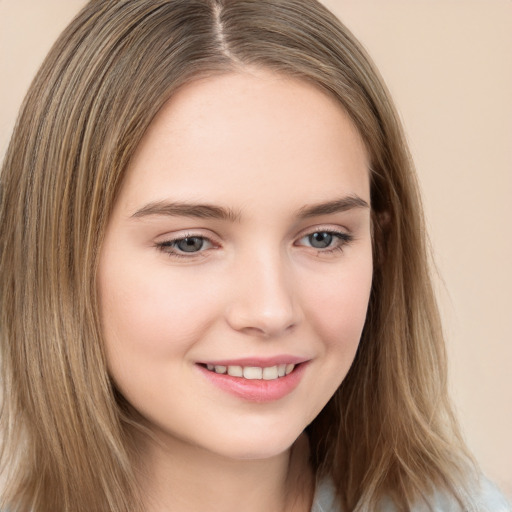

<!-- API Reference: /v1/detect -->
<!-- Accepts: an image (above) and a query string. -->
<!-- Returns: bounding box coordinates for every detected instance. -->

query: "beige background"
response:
[1,0,510,499]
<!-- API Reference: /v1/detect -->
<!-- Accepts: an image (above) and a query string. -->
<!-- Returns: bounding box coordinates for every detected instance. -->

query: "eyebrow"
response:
[297,195,369,218]
[131,201,242,222]
[131,195,369,222]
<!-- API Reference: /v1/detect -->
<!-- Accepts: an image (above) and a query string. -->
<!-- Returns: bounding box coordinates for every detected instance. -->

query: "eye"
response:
[296,230,353,251]
[156,235,214,257]
[307,232,334,249]
[174,236,207,253]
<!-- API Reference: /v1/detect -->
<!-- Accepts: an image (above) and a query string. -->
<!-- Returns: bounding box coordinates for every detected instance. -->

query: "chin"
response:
[204,423,307,461]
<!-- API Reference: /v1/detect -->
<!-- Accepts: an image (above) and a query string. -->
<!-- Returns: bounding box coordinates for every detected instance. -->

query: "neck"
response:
[135,430,313,512]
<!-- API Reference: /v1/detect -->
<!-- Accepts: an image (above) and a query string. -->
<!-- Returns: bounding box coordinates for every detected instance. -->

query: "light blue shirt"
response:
[311,477,511,512]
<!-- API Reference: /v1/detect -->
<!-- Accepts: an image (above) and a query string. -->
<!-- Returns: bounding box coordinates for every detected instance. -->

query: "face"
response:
[98,69,373,461]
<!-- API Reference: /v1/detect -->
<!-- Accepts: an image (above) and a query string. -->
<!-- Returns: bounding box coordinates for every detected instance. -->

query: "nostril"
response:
[224,265,301,337]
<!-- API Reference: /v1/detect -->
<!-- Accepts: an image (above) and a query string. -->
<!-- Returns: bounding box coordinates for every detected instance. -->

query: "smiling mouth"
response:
[201,363,296,380]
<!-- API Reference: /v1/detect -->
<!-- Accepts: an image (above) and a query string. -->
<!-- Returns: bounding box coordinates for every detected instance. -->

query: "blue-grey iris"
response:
[309,232,333,248]
[177,237,204,252]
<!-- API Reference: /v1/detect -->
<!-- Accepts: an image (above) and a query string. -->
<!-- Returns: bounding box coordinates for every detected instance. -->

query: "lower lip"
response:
[197,363,308,402]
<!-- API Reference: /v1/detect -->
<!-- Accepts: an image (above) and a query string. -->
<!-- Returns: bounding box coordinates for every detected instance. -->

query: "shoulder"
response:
[311,477,511,512]
[456,477,510,512]
[420,478,511,512]
[311,478,341,512]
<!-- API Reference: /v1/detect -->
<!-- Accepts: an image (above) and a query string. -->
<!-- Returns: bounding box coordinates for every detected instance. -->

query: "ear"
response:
[371,208,391,269]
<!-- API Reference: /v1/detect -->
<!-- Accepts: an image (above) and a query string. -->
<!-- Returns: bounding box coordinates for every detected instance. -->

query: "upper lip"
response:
[197,355,309,367]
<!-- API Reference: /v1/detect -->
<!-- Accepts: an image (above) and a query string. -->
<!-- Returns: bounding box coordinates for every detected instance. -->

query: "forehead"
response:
[118,69,370,215]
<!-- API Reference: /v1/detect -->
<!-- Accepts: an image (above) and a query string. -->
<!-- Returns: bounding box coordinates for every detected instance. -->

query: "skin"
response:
[98,69,373,512]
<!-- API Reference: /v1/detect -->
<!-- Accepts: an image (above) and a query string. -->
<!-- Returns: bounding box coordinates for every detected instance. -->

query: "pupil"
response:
[177,237,203,252]
[310,232,332,248]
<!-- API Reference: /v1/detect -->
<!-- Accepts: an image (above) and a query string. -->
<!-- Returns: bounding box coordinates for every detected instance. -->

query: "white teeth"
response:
[262,366,279,380]
[285,364,295,375]
[206,363,297,379]
[243,366,263,380]
[227,365,243,377]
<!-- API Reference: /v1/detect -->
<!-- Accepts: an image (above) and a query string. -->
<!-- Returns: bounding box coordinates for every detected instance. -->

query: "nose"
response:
[225,249,301,338]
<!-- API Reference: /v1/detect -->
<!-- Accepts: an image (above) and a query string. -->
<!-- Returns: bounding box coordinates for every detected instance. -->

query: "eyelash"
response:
[155,233,216,259]
[155,229,354,259]
[295,230,353,254]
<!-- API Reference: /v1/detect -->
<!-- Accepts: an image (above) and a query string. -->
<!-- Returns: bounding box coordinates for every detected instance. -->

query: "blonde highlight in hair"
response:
[1,1,476,510]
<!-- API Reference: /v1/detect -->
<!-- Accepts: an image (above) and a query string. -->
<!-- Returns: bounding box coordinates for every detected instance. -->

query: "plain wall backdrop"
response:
[1,0,511,499]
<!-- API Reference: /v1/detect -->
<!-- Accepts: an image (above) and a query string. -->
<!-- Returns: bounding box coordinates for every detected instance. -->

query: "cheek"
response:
[288,252,372,425]
[308,257,372,345]
[98,256,220,364]
[301,252,373,363]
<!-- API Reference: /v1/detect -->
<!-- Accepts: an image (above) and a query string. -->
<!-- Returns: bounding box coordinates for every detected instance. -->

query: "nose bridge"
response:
[226,244,299,337]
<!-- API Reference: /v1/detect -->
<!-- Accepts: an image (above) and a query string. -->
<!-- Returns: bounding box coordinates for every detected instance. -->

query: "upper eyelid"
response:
[154,231,219,256]
[295,230,353,246]
[155,235,216,259]
[155,229,219,243]
[295,224,351,238]
[155,225,351,242]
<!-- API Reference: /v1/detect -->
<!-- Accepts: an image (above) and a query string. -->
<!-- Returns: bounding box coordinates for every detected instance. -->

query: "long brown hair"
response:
[0,1,476,510]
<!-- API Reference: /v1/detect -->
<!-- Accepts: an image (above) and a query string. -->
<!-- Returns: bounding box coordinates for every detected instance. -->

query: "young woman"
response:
[0,1,509,511]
